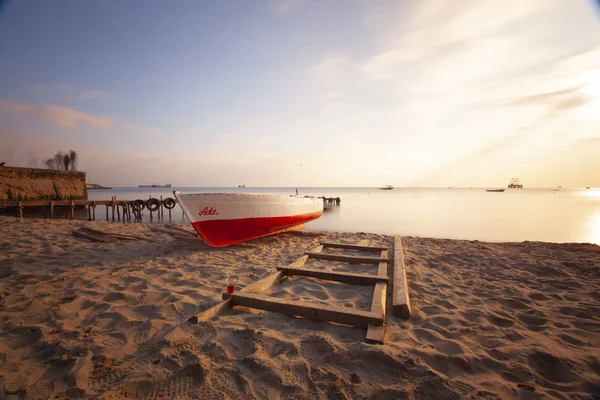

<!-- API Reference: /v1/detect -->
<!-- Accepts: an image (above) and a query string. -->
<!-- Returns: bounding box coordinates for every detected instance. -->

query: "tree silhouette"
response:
[69,150,77,171]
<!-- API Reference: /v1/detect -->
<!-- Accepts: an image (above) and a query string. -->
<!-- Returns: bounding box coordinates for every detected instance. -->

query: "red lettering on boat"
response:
[198,207,219,216]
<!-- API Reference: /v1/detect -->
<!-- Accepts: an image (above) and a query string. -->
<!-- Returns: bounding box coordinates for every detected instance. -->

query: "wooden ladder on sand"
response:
[188,238,412,344]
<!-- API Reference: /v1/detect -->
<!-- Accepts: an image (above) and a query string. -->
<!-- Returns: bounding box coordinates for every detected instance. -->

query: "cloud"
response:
[0,100,163,139]
[41,105,114,130]
[506,86,591,114]
[80,90,110,99]
[0,100,34,119]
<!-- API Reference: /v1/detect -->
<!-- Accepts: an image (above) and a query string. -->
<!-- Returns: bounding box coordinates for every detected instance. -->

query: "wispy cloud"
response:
[506,86,591,114]
[41,105,114,130]
[0,100,34,119]
[0,100,162,137]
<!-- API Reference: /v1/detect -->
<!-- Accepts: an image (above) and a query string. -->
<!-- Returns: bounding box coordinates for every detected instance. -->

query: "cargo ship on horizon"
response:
[138,183,172,188]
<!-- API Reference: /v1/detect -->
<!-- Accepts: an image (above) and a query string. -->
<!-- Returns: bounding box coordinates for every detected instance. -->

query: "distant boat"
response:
[379,185,394,190]
[139,183,172,188]
[173,191,323,247]
[238,185,246,188]
[486,188,505,192]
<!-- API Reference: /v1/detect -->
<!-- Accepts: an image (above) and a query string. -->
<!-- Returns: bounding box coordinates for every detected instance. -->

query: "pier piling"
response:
[2,195,180,224]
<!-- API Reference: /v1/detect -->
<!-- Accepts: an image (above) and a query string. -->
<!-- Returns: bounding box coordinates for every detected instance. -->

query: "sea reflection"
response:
[90,187,600,244]
[588,210,600,245]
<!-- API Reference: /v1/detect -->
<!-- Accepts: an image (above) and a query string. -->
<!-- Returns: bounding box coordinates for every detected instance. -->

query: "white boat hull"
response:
[173,191,323,247]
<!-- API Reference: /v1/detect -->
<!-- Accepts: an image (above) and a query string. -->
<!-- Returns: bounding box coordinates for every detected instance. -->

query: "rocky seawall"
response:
[0,166,87,201]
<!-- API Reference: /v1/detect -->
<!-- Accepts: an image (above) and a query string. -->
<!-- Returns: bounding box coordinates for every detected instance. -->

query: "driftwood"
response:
[149,225,194,239]
[72,229,119,243]
[79,227,153,242]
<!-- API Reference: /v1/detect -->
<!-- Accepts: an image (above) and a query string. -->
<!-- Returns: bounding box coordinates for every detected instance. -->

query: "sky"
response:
[0,0,599,187]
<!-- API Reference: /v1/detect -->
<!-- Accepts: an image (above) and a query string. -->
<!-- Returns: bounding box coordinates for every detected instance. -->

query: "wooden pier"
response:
[1,193,343,221]
[0,195,178,223]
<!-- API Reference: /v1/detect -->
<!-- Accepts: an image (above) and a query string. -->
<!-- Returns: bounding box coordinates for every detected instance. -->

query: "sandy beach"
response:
[0,216,598,399]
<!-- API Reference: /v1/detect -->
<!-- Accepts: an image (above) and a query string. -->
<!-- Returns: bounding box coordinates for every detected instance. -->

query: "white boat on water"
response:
[173,191,323,247]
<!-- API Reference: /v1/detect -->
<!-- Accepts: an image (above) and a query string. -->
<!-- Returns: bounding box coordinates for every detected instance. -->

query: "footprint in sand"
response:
[332,290,359,300]
[517,312,548,329]
[103,292,125,302]
[559,333,586,347]
[527,292,550,301]
[486,313,515,328]
[306,289,328,301]
[410,328,465,355]
[527,349,577,383]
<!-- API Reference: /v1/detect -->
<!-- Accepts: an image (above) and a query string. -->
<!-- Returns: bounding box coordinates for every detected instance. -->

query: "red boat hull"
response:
[191,211,322,247]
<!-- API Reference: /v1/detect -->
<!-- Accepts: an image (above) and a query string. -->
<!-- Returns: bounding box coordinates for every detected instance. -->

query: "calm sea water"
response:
[88,187,600,245]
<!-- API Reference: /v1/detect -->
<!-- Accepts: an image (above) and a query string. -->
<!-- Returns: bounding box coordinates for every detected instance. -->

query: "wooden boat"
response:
[173,191,323,247]
[379,185,394,190]
[486,189,505,192]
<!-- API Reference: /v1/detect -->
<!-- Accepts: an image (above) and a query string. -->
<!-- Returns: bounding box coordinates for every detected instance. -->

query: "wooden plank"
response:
[72,229,119,243]
[392,237,412,319]
[310,244,324,253]
[149,225,195,239]
[366,281,387,344]
[321,242,388,251]
[187,299,232,323]
[79,227,153,242]
[188,270,285,324]
[277,266,387,285]
[242,270,286,293]
[223,292,383,328]
[305,252,388,264]
[172,226,198,237]
[377,250,388,277]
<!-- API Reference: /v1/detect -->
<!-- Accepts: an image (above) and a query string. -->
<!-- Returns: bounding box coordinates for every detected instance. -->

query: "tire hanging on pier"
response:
[163,197,176,209]
[146,198,160,212]
[132,199,146,212]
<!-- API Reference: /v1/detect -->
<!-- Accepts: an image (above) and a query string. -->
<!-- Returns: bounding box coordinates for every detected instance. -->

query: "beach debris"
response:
[149,225,196,239]
[72,227,152,243]
[517,383,536,391]
[72,228,120,243]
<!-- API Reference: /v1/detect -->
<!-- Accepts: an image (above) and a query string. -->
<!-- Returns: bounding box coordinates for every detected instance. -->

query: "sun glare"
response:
[589,210,600,245]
